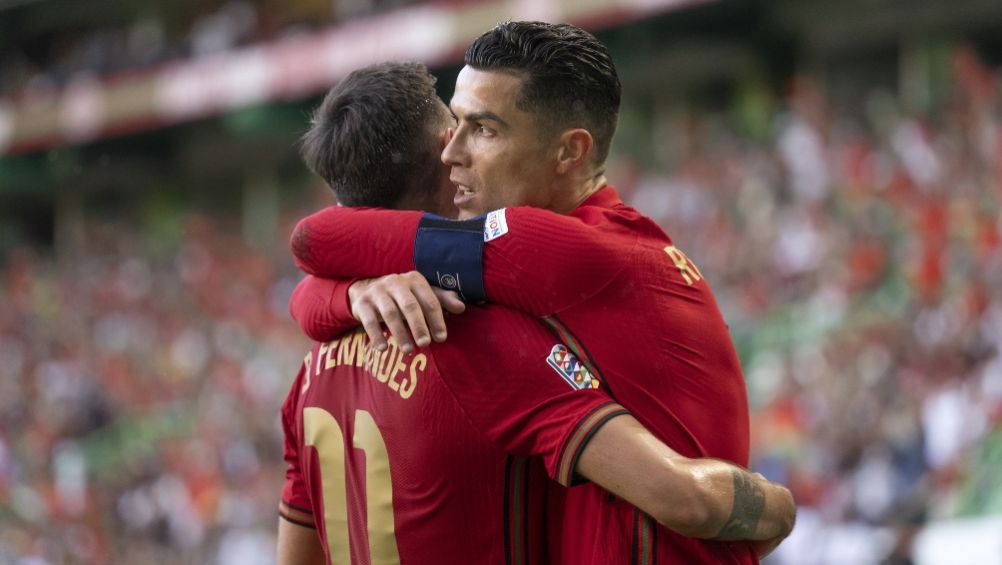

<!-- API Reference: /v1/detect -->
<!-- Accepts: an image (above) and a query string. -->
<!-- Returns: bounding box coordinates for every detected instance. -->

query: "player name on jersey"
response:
[302,330,424,400]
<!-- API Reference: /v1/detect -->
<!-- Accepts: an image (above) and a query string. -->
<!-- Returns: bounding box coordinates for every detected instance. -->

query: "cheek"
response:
[506,156,538,186]
[471,135,498,159]
[475,151,507,183]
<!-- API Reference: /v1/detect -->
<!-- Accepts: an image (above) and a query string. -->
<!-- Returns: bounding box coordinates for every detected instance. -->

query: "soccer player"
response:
[278,62,794,564]
[289,22,788,564]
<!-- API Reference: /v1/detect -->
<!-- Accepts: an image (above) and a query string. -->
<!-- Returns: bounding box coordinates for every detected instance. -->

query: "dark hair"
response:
[465,21,621,165]
[301,62,448,208]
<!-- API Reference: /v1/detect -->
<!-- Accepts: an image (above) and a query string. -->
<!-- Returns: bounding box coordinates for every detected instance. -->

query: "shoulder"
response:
[443,304,549,338]
[428,305,557,370]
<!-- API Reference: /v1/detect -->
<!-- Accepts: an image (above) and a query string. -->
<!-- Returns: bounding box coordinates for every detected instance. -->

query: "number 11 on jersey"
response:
[304,407,401,564]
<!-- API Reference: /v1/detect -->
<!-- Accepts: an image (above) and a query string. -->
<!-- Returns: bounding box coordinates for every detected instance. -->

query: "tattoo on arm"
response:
[717,469,766,539]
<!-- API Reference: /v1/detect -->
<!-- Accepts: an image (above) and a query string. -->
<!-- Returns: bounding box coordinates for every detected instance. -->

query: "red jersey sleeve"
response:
[427,305,629,486]
[478,207,634,314]
[289,275,358,342]
[290,206,422,277]
[289,206,634,316]
[278,362,317,529]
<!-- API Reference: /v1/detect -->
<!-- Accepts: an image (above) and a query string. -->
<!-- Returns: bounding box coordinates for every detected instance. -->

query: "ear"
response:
[439,127,454,151]
[555,128,594,175]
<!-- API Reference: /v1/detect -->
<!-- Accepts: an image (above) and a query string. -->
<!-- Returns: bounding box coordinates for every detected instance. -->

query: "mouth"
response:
[452,182,476,207]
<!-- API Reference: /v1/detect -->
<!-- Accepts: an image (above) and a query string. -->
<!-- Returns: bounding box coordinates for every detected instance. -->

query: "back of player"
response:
[539,194,755,564]
[287,192,759,563]
[280,330,548,564]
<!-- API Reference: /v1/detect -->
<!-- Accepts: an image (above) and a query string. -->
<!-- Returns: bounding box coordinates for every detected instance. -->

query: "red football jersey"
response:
[280,304,627,565]
[290,187,757,564]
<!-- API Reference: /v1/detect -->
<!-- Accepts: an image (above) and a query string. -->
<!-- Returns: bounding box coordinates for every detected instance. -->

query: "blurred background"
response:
[1,0,1001,563]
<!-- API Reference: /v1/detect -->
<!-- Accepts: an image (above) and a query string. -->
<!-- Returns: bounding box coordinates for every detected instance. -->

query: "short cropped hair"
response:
[465,21,621,165]
[301,62,447,208]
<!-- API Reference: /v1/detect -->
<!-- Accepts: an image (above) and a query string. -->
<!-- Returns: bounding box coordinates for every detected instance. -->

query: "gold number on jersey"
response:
[304,408,401,565]
[303,407,350,563]
[663,245,703,286]
[354,410,400,563]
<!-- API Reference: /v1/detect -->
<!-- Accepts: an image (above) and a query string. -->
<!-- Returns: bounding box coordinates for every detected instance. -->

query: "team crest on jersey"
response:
[546,344,600,390]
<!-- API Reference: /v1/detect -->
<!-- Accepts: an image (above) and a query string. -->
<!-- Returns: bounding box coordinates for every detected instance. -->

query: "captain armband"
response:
[414,213,487,302]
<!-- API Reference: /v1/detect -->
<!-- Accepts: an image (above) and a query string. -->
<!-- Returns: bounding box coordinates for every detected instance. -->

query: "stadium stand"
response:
[2,0,1001,563]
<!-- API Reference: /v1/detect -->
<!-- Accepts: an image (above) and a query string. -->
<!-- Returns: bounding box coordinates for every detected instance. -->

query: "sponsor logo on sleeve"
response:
[546,344,600,390]
[484,209,509,242]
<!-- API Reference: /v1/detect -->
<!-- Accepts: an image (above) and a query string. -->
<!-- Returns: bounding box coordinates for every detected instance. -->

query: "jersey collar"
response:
[579,185,622,209]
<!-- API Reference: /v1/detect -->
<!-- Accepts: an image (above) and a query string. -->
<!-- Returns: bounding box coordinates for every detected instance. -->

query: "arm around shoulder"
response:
[575,415,795,547]
[290,275,359,342]
[290,206,421,278]
[479,207,635,314]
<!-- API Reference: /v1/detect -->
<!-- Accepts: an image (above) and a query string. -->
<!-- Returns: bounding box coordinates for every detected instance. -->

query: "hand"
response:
[348,272,465,354]
[752,480,795,558]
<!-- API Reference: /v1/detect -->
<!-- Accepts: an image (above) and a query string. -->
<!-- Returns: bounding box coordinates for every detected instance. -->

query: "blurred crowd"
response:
[0,0,424,98]
[0,217,307,564]
[2,35,1002,565]
[0,0,504,99]
[615,45,1002,562]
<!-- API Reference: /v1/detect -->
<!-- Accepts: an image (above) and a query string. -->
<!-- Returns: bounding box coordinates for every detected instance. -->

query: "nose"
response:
[441,127,468,167]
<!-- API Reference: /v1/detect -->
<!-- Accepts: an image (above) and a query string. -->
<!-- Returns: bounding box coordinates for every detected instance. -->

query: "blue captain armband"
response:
[414,213,487,302]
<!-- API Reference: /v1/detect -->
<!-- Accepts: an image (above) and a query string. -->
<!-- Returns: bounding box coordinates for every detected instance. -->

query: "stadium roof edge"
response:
[0,0,709,157]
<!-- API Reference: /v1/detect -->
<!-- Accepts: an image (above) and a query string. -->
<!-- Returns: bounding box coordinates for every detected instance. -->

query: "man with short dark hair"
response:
[299,62,454,214]
[278,60,794,565]
[448,21,621,216]
[289,22,787,563]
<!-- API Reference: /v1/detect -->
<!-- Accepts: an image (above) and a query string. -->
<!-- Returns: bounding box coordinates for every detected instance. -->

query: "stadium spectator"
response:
[0,218,304,564]
[0,0,425,98]
[1,35,1000,565]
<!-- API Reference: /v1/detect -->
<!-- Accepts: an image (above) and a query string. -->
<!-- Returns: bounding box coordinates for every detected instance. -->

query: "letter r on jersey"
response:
[664,245,703,286]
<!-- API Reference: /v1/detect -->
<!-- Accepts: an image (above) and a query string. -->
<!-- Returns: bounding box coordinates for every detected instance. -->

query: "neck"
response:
[551,172,607,215]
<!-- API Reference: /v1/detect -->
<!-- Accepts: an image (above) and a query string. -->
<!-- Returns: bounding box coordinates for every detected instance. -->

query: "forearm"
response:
[679,458,796,542]
[291,207,421,277]
[277,518,325,565]
[290,275,359,341]
[291,206,627,315]
[576,415,795,542]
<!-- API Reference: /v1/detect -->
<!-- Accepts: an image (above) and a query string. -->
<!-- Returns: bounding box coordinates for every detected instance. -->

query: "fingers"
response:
[347,278,373,306]
[372,288,414,353]
[412,282,448,343]
[348,272,458,354]
[388,285,429,352]
[352,299,388,352]
[350,277,401,352]
[433,287,466,315]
